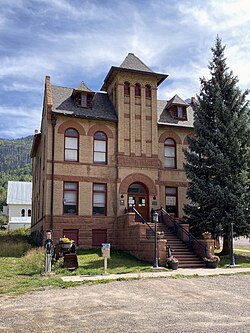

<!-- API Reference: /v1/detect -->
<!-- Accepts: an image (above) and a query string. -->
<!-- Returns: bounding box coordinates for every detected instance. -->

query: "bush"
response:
[20,247,45,275]
[0,228,35,257]
[0,241,32,257]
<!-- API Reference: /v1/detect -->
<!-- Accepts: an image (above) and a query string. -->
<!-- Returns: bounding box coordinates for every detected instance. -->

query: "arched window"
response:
[164,138,176,168]
[135,83,141,97]
[145,85,151,98]
[64,128,79,161]
[21,209,25,217]
[28,209,31,217]
[124,82,130,96]
[94,131,107,164]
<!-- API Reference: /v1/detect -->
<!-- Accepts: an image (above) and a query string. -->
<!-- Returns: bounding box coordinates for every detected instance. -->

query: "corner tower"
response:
[101,53,167,159]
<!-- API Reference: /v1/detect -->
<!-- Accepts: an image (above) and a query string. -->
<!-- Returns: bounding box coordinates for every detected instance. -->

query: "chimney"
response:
[191,97,196,105]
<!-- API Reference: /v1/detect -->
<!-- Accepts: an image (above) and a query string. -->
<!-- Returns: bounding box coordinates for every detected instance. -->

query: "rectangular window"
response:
[94,140,106,163]
[164,146,175,168]
[93,183,106,215]
[63,182,78,215]
[165,187,178,217]
[65,137,78,161]
[81,95,87,107]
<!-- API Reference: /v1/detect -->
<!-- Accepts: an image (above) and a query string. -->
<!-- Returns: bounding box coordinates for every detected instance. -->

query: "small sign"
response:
[101,243,110,258]
[166,196,176,205]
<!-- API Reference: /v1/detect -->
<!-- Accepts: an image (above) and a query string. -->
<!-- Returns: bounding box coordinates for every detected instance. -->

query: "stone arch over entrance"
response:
[119,173,157,196]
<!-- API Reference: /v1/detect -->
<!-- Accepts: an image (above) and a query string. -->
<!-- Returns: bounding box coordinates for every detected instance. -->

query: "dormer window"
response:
[81,95,87,107]
[171,105,187,120]
[75,93,93,108]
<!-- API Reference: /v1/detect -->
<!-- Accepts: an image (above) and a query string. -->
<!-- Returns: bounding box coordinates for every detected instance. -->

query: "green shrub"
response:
[20,247,45,275]
[0,241,32,257]
[0,228,35,257]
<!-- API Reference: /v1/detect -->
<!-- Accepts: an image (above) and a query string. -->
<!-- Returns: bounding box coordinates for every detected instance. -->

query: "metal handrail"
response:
[125,206,155,234]
[153,207,208,257]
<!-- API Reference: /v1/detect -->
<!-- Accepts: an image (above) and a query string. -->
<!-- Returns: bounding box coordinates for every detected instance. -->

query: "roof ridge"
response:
[119,53,153,72]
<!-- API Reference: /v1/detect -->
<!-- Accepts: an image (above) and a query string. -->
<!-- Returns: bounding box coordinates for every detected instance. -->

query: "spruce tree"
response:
[184,36,250,254]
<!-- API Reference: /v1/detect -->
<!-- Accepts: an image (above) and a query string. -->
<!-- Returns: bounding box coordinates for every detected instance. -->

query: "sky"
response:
[0,0,250,139]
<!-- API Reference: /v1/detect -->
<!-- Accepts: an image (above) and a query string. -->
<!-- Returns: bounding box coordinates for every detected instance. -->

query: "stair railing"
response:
[125,206,155,235]
[152,207,208,258]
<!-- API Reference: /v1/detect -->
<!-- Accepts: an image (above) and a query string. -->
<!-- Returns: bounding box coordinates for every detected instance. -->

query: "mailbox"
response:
[101,243,110,258]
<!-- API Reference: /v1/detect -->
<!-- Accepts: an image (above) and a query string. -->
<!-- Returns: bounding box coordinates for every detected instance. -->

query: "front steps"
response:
[146,222,205,268]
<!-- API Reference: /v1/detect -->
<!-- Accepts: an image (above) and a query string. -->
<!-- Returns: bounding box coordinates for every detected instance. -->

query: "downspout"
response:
[50,113,57,234]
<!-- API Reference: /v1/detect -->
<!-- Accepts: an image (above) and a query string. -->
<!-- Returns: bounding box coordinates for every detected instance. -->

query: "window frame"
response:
[93,131,107,164]
[64,128,79,162]
[165,187,178,217]
[164,138,177,169]
[92,183,107,216]
[63,182,78,215]
[135,83,141,97]
[145,84,151,98]
[124,82,130,96]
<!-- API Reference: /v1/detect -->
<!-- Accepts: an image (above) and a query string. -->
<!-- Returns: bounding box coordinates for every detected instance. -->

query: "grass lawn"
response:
[0,249,152,295]
[1,234,250,295]
[218,254,250,268]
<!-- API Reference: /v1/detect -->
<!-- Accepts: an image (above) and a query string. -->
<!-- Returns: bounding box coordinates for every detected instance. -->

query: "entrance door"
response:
[128,183,149,221]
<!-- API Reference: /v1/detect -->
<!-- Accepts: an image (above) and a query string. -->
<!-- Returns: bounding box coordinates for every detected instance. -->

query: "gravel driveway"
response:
[0,275,250,333]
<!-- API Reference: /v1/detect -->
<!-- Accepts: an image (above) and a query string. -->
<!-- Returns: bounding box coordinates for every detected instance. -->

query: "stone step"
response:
[146,221,205,268]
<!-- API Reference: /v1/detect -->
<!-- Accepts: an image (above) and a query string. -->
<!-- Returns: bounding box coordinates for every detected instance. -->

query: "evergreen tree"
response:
[184,37,250,254]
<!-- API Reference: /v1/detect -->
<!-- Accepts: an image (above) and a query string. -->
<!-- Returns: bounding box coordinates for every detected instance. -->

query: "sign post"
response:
[101,243,110,274]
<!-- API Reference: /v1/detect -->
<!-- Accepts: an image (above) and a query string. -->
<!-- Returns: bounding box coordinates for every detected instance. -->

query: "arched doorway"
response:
[128,183,149,221]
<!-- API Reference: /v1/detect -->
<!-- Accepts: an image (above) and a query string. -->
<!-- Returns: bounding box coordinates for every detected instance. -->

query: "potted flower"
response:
[167,256,179,270]
[157,231,164,239]
[203,254,220,268]
[59,236,73,251]
[202,231,212,239]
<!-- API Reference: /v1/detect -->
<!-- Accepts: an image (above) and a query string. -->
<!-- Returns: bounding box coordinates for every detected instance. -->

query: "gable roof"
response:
[165,94,189,109]
[51,85,117,122]
[7,181,32,205]
[120,53,153,72]
[74,82,93,93]
[101,53,168,91]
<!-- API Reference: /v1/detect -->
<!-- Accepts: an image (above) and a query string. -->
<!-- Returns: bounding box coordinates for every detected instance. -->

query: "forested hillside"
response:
[0,136,33,211]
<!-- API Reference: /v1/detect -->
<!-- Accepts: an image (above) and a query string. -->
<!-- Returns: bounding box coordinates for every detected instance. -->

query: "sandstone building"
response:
[31,53,194,250]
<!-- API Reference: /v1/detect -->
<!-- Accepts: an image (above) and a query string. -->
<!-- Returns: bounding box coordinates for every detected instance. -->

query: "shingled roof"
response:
[51,85,117,122]
[120,53,153,72]
[101,53,168,91]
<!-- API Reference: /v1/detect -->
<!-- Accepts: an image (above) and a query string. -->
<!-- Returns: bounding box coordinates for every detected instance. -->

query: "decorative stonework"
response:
[58,121,86,135]
[159,130,182,144]
[87,124,114,138]
[119,173,157,195]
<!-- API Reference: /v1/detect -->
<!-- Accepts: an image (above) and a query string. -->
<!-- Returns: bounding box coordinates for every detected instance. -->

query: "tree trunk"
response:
[220,237,230,255]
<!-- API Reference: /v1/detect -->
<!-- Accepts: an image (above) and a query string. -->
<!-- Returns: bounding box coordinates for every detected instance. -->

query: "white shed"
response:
[7,181,32,231]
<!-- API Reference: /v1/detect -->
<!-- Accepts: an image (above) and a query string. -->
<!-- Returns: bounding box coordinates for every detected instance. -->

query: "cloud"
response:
[0,0,249,138]
[0,106,40,139]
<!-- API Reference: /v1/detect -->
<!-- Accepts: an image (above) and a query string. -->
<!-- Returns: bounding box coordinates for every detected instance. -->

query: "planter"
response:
[167,261,179,270]
[205,261,218,269]
[157,234,164,239]
[59,242,72,250]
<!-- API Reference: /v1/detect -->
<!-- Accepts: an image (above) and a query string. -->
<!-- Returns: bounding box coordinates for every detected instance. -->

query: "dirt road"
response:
[0,274,250,333]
